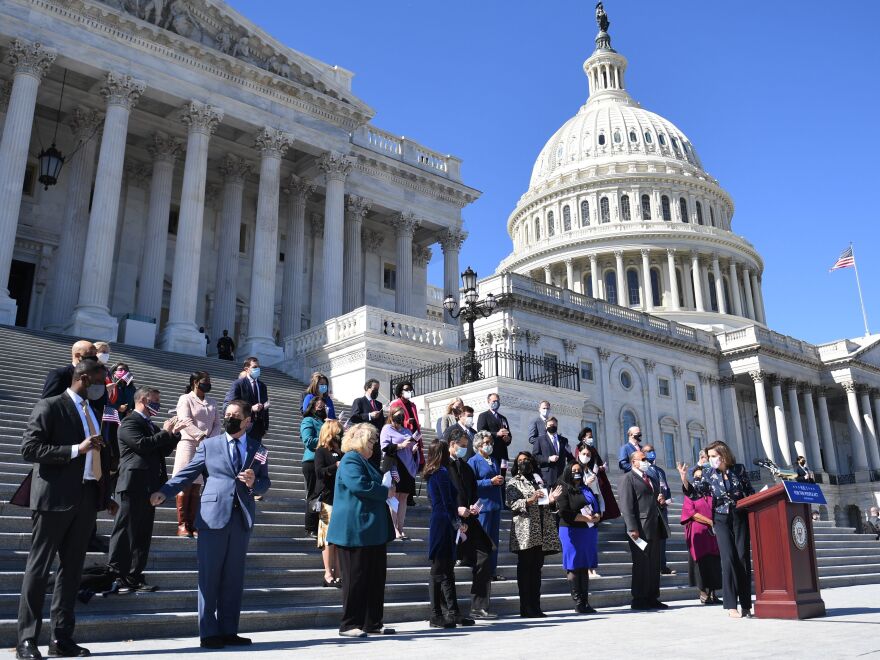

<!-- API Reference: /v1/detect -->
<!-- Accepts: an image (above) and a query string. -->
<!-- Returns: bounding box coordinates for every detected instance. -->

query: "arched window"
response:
[562,205,571,231]
[547,210,555,236]
[696,201,704,225]
[676,269,685,307]
[602,70,608,88]
[641,194,652,220]
[584,275,593,297]
[679,197,689,223]
[650,268,662,307]
[709,206,716,227]
[556,144,564,161]
[708,272,719,311]
[723,278,731,313]
[580,200,590,226]
[627,268,640,306]
[613,130,621,144]
[534,217,541,240]
[661,195,671,221]
[620,195,631,221]
[604,270,618,305]
[600,197,610,223]
[644,131,653,144]
[622,410,638,442]
[672,137,681,156]
[598,133,606,146]
[658,133,666,146]
[629,129,638,143]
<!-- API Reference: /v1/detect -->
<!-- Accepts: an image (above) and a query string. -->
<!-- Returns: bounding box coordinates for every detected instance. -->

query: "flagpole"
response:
[850,242,871,336]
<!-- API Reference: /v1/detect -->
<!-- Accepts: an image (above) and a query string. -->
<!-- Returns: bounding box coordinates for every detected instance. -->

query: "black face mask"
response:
[369,389,379,400]
[198,382,212,393]
[571,472,583,480]
[222,416,243,435]
[392,414,405,424]
[518,462,534,477]
[315,409,327,420]
[546,425,557,435]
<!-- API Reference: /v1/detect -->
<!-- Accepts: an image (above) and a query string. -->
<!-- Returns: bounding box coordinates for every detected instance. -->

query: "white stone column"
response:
[572,262,583,294]
[67,73,145,339]
[211,154,252,346]
[280,175,314,344]
[690,252,705,312]
[770,376,792,465]
[844,381,869,471]
[875,392,880,468]
[342,195,371,312]
[801,386,824,471]
[316,151,353,322]
[565,258,575,291]
[134,133,182,322]
[440,228,466,323]
[742,266,756,320]
[0,41,56,323]
[391,211,421,316]
[859,387,880,470]
[44,107,102,331]
[641,249,653,311]
[590,254,600,299]
[543,265,553,285]
[412,243,431,317]
[240,127,293,364]
[751,272,767,323]
[158,101,223,354]
[786,380,806,459]
[0,79,11,139]
[720,377,746,461]
[729,261,744,316]
[816,388,839,474]
[666,249,680,310]
[614,250,625,305]
[307,213,324,324]
[750,370,776,462]
[711,255,725,313]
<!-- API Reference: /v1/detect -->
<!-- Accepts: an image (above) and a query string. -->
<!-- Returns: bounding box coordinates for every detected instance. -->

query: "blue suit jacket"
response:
[467,454,503,511]
[326,451,394,548]
[160,433,270,529]
[427,467,459,560]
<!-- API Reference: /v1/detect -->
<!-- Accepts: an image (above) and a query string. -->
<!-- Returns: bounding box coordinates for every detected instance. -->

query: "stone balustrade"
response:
[716,325,821,361]
[351,125,462,181]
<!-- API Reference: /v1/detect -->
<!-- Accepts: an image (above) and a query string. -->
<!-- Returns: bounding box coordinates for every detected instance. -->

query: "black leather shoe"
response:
[454,615,475,626]
[112,578,131,594]
[221,634,251,645]
[491,574,506,581]
[200,637,225,649]
[429,616,455,628]
[651,600,669,610]
[47,640,89,657]
[15,639,41,659]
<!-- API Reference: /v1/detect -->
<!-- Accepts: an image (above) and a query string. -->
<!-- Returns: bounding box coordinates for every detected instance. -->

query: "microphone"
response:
[752,458,762,466]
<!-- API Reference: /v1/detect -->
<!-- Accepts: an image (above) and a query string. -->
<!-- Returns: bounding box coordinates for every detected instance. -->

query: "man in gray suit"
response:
[150,399,270,649]
[617,449,668,611]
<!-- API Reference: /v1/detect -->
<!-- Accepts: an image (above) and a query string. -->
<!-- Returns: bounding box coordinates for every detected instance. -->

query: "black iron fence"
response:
[390,349,580,398]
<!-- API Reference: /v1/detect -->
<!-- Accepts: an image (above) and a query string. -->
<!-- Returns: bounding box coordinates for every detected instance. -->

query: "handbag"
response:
[9,470,32,507]
[309,496,322,512]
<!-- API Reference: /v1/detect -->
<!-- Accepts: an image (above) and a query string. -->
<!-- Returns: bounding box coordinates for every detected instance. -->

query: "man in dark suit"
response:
[476,393,512,474]
[17,358,117,660]
[223,357,269,441]
[618,449,669,611]
[107,387,185,593]
[40,339,96,399]
[446,429,495,619]
[443,405,476,459]
[526,400,552,447]
[643,443,676,575]
[349,379,384,467]
[532,416,571,487]
[151,400,270,649]
[216,330,235,361]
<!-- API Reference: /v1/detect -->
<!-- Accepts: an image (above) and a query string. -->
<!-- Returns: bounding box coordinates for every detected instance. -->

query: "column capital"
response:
[543,264,552,275]
[390,211,421,236]
[842,380,857,394]
[665,248,676,257]
[589,253,598,263]
[689,250,701,262]
[124,160,152,188]
[797,382,812,395]
[640,248,650,258]
[768,374,783,387]
[672,366,684,378]
[563,339,578,354]
[643,358,656,373]
[748,369,767,384]
[318,151,354,182]
[564,257,574,266]
[783,377,798,391]
[345,194,372,219]
[815,385,830,398]
[741,264,752,274]
[147,131,183,164]
[719,375,737,388]
[597,348,611,361]
[309,212,324,238]
[439,227,467,253]
[856,383,871,395]
[362,227,385,251]
[412,244,432,268]
[101,72,146,110]
[219,153,252,184]
[67,106,104,144]
[613,249,624,259]
[284,173,315,200]
[699,372,711,384]
[178,100,223,134]
[6,40,56,79]
[254,126,293,158]
[710,252,720,263]
[0,79,11,113]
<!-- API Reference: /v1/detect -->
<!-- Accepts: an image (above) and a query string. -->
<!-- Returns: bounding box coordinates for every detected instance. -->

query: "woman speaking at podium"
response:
[677,440,754,619]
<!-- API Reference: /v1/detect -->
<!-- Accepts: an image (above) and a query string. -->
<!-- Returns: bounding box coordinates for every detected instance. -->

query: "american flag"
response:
[102,406,120,424]
[830,246,855,271]
[252,448,269,465]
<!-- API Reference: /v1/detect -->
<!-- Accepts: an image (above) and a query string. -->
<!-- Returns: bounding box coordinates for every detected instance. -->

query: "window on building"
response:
[604,270,617,305]
[620,370,633,389]
[650,267,662,307]
[600,197,610,223]
[644,131,653,144]
[562,205,571,231]
[23,163,37,197]
[584,275,593,297]
[709,206,716,227]
[580,361,594,382]
[672,136,681,156]
[534,217,541,240]
[598,133,606,146]
[661,195,671,221]
[658,133,666,146]
[170,208,180,237]
[686,384,697,402]
[627,268,640,306]
[676,269,685,307]
[662,431,676,469]
[696,201,704,225]
[620,195,631,221]
[691,436,703,464]
[622,410,637,442]
[613,130,621,144]
[708,272,719,311]
[547,211,555,236]
[658,377,670,397]
[723,278,731,313]
[383,263,397,290]
[544,353,559,386]
[679,197,689,223]
[641,194,651,220]
[580,200,590,226]
[629,129,638,143]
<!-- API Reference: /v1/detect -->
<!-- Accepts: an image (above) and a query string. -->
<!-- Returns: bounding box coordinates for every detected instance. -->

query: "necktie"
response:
[552,436,558,454]
[231,438,242,473]
[80,401,102,480]
[642,473,651,489]
[252,380,258,402]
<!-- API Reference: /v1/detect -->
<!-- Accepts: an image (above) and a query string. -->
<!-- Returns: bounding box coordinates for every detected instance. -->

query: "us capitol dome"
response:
[496,5,765,332]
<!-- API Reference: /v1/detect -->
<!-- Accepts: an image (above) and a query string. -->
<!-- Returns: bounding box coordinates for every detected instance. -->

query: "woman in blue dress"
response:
[467,431,504,579]
[554,461,602,613]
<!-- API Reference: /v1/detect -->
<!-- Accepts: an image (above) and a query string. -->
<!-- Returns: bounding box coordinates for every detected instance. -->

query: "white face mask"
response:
[638,460,651,472]
[97,353,110,364]
[539,408,550,418]
[709,456,722,469]
[402,390,413,400]
[464,416,474,428]
[482,445,494,456]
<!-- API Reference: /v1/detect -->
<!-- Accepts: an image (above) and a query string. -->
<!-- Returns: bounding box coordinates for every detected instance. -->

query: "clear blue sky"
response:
[228,0,879,344]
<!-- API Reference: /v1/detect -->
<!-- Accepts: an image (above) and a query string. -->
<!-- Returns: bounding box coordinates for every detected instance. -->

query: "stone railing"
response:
[294,305,460,356]
[478,272,714,348]
[716,325,820,361]
[352,125,462,181]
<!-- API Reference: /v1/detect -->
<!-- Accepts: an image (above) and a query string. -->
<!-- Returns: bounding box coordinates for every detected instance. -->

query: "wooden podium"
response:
[738,483,826,619]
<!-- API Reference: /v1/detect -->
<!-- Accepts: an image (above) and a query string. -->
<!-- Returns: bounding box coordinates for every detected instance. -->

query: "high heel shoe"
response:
[322,577,335,587]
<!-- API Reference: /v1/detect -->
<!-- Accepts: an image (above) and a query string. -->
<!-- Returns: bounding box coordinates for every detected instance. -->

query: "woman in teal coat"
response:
[300,397,326,538]
[326,423,397,638]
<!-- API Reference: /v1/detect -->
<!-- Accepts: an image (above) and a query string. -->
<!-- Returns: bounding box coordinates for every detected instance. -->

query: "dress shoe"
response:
[630,600,651,610]
[650,600,669,610]
[365,627,396,635]
[429,616,456,628]
[15,639,41,659]
[492,574,506,581]
[200,637,225,649]
[454,615,475,626]
[128,578,158,592]
[338,628,367,638]
[660,567,676,575]
[470,609,497,620]
[222,634,251,645]
[583,604,597,614]
[47,640,90,657]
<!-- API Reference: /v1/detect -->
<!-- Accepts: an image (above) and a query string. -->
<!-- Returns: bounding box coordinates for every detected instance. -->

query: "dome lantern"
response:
[584,3,629,101]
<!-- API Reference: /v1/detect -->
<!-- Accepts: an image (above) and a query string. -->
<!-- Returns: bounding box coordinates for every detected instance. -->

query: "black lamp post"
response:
[37,70,68,190]
[443,266,497,383]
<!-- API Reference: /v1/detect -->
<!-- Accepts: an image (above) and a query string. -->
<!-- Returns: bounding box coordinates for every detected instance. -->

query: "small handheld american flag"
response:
[247,448,268,470]
[101,406,120,424]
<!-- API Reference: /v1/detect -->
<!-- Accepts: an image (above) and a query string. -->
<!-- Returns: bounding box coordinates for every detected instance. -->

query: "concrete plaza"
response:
[8,584,879,659]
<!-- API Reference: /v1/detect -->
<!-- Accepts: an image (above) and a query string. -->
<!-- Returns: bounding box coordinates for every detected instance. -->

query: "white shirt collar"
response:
[631,466,644,478]
[225,432,247,445]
